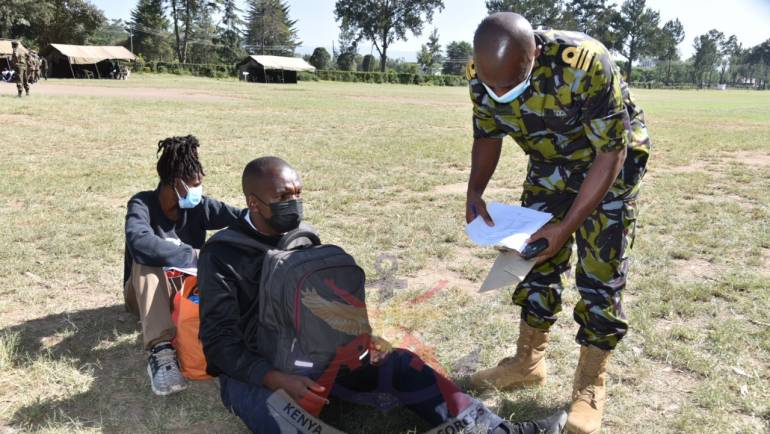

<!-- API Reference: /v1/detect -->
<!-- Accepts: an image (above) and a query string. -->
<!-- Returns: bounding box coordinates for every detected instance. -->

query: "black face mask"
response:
[265,198,303,233]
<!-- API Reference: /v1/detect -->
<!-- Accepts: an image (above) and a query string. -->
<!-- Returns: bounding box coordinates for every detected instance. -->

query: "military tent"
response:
[236,55,315,84]
[1,40,28,82]
[40,44,136,79]
[1,40,27,67]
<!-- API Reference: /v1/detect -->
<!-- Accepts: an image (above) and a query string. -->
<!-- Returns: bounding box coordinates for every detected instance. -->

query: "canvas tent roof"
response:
[0,40,27,56]
[244,55,315,72]
[45,44,136,65]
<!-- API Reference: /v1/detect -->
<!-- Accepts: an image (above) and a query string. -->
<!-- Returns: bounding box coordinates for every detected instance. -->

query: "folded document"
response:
[465,202,552,292]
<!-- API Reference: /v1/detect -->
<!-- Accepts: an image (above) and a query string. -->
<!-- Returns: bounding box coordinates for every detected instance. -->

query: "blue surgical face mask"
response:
[176,180,203,209]
[482,60,534,104]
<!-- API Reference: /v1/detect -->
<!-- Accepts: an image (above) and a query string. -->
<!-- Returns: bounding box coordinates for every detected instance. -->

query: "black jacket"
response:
[123,187,241,285]
[198,210,281,385]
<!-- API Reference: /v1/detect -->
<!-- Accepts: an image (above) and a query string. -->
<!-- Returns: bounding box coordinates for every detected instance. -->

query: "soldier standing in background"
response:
[10,41,29,97]
[40,55,48,80]
[29,51,39,83]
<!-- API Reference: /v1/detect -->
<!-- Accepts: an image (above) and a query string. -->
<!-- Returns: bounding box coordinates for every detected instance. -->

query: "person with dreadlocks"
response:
[123,135,241,396]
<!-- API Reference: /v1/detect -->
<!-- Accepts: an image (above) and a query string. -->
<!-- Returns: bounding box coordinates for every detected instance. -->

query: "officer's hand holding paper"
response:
[465,202,552,292]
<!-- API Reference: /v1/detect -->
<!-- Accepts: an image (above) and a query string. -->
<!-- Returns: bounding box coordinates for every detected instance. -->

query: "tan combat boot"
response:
[470,319,549,391]
[566,345,612,434]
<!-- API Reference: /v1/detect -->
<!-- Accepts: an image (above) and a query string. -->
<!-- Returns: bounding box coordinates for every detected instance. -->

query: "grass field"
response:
[0,75,768,433]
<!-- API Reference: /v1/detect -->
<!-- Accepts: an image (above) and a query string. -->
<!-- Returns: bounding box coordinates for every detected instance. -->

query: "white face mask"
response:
[482,59,535,104]
[176,180,203,209]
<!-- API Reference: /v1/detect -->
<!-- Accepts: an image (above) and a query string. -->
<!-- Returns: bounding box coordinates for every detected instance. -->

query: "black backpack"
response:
[206,223,371,377]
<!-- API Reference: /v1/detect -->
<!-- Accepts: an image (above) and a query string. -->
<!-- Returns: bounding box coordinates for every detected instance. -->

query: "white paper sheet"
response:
[465,202,553,253]
[164,266,197,276]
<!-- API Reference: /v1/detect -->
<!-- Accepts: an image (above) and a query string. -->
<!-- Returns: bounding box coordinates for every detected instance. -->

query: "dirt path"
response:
[0,81,237,102]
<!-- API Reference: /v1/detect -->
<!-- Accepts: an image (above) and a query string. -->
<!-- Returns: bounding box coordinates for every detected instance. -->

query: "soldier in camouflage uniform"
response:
[28,51,39,83]
[40,56,48,80]
[10,41,29,97]
[464,13,650,434]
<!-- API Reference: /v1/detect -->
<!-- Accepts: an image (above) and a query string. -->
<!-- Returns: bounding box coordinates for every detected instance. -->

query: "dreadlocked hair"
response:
[156,135,205,186]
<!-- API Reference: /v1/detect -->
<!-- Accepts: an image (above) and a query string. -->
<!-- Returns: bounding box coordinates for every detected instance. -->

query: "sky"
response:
[94,0,770,61]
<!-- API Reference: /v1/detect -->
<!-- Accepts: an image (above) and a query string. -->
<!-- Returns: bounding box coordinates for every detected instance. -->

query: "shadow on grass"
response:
[4,305,238,432]
[4,306,564,433]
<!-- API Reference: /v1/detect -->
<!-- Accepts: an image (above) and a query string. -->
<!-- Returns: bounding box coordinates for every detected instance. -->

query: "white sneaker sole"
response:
[147,363,189,396]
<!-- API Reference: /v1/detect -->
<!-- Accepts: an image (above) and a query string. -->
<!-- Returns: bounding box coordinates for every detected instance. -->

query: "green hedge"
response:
[630,81,700,90]
[136,63,467,86]
[303,69,466,86]
[140,61,236,78]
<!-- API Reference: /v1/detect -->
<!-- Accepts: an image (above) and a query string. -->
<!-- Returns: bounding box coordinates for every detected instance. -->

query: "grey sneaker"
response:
[147,341,188,396]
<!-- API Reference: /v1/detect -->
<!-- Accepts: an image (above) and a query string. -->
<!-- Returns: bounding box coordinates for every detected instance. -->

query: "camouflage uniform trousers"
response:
[13,67,29,94]
[512,153,644,351]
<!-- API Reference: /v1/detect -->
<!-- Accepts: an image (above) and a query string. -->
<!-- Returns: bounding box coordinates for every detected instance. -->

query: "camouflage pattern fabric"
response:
[511,160,638,350]
[10,48,29,93]
[467,29,651,350]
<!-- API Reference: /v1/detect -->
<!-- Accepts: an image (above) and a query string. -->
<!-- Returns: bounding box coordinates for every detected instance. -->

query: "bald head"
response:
[473,13,538,93]
[241,156,299,198]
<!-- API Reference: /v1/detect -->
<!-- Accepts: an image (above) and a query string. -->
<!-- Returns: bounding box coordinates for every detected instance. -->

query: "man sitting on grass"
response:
[123,135,241,396]
[197,156,567,433]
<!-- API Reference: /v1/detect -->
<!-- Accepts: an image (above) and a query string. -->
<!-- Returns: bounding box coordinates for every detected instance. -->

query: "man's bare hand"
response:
[526,223,572,265]
[263,370,327,407]
[370,335,393,365]
[466,193,494,226]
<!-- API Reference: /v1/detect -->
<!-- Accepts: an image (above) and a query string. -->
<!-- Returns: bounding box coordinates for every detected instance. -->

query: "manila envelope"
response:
[479,250,536,292]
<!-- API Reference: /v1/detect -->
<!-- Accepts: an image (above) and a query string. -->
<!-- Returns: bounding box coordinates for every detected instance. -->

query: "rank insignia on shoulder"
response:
[465,59,476,80]
[560,44,597,72]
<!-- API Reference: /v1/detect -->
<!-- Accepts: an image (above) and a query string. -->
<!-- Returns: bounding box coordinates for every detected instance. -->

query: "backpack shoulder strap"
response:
[277,222,321,251]
[206,227,274,252]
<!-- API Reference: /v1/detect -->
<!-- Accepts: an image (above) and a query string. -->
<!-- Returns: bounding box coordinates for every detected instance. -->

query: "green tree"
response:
[89,18,129,46]
[361,54,376,71]
[42,0,106,47]
[388,58,419,74]
[658,18,684,84]
[216,0,245,64]
[442,40,472,75]
[563,0,617,47]
[611,0,662,81]
[130,0,173,61]
[309,47,331,70]
[334,0,444,72]
[245,0,300,56]
[167,0,208,63]
[417,28,443,75]
[691,31,720,87]
[0,0,31,39]
[486,0,567,27]
[1,0,104,47]
[748,39,770,89]
[336,52,356,70]
[717,34,739,84]
[187,1,218,64]
[334,25,358,71]
[0,0,48,42]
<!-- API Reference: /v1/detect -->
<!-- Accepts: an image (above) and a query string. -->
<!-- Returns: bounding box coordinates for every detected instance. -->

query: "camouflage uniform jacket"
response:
[11,49,28,72]
[468,29,650,195]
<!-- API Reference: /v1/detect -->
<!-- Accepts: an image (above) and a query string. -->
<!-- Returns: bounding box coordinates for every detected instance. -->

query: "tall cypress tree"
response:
[217,0,246,64]
[244,0,300,56]
[187,2,217,64]
[130,0,173,61]
[417,28,443,75]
